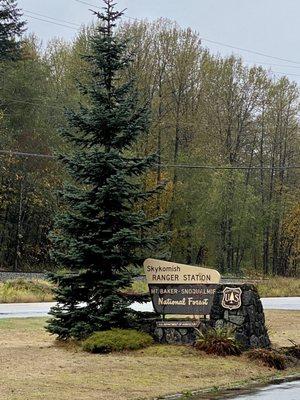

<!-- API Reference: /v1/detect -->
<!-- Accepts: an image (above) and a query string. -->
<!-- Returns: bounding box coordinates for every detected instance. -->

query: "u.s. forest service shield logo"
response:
[222,287,242,310]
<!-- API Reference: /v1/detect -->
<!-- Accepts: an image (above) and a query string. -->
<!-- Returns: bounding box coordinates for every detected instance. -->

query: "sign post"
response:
[143,260,270,348]
[144,259,221,320]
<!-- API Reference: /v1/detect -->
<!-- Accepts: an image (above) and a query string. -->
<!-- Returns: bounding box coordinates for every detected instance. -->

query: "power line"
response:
[200,37,300,65]
[268,70,300,78]
[4,98,65,111]
[243,63,300,78]
[0,150,299,170]
[73,0,300,65]
[160,163,300,170]
[74,0,101,9]
[23,1,300,70]
[74,0,138,21]
[24,14,78,31]
[24,10,81,28]
[0,150,55,159]
[244,60,300,70]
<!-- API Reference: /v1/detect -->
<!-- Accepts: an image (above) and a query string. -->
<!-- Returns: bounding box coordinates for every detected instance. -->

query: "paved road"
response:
[0,302,54,318]
[261,297,300,311]
[0,297,299,319]
[230,380,300,400]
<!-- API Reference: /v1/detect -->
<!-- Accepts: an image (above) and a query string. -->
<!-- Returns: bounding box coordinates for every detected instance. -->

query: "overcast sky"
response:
[18,0,300,84]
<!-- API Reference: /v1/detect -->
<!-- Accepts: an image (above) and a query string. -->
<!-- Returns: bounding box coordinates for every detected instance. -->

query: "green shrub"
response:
[247,348,287,370]
[82,329,154,354]
[195,327,241,356]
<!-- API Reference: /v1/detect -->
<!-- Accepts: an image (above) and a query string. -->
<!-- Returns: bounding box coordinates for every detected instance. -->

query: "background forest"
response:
[0,19,299,277]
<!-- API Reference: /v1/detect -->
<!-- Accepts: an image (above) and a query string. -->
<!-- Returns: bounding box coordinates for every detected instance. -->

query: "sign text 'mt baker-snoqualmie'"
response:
[148,283,218,315]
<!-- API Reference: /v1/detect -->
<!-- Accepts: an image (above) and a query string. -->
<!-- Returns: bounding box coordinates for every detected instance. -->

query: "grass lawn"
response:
[0,311,299,400]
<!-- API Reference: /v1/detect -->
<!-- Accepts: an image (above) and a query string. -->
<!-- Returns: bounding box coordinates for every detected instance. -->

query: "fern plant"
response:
[195,327,242,356]
[247,348,287,370]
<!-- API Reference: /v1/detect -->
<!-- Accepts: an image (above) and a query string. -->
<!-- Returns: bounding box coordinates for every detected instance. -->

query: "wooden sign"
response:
[144,259,221,285]
[222,287,242,310]
[149,284,218,315]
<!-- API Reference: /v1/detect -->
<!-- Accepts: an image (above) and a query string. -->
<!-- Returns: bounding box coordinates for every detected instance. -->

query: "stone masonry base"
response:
[152,284,270,349]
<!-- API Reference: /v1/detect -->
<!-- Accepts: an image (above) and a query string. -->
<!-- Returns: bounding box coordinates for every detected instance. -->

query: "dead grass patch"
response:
[0,279,54,303]
[257,277,300,298]
[0,311,299,400]
[265,310,300,348]
[1,276,298,304]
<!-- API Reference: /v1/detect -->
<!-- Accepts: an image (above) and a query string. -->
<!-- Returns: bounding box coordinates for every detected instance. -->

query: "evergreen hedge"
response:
[82,329,154,353]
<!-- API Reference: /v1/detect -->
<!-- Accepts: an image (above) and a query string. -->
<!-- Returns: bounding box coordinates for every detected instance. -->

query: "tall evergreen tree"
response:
[0,0,26,61]
[47,0,164,340]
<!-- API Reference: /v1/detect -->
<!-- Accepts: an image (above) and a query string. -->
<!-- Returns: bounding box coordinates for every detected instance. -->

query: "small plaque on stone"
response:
[156,320,201,328]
